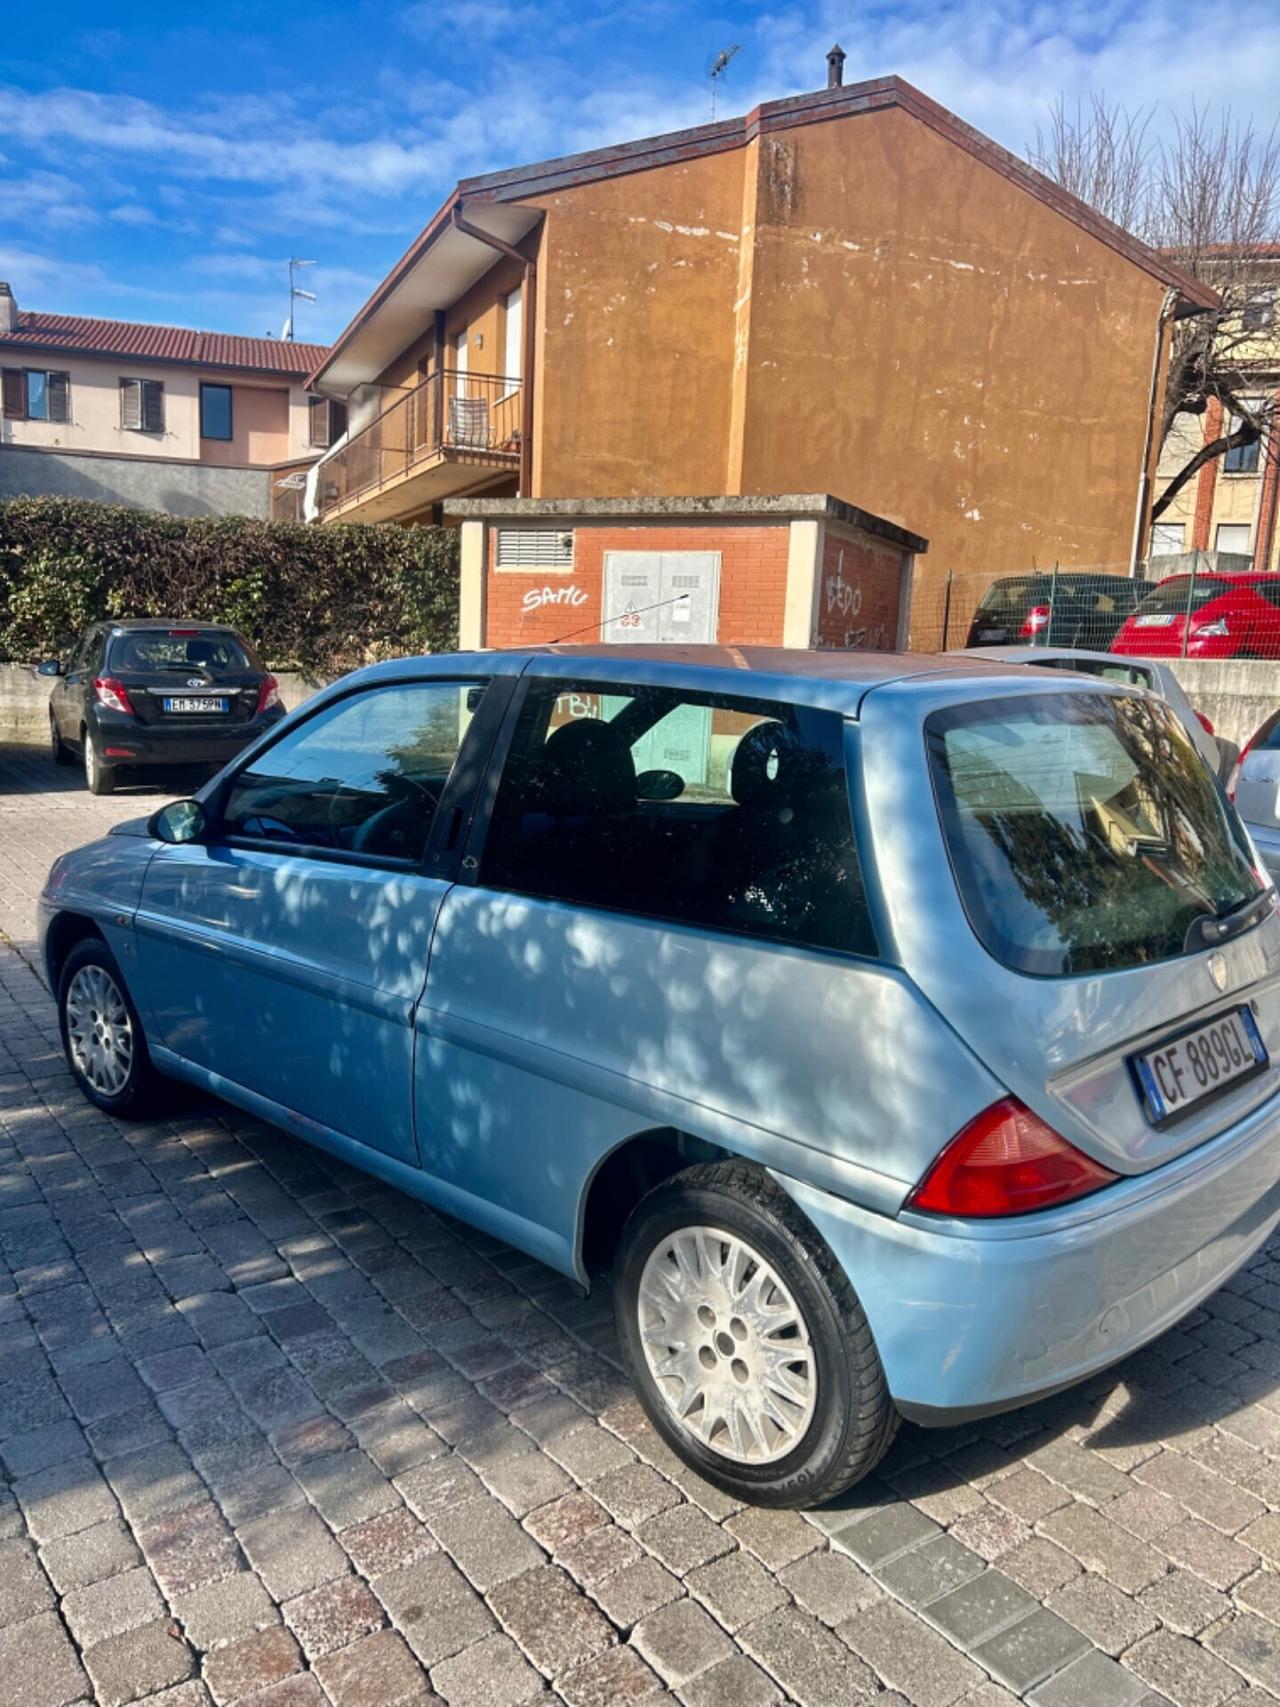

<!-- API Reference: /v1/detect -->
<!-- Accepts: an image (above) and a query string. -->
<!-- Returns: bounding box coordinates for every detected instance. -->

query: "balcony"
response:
[317,369,521,522]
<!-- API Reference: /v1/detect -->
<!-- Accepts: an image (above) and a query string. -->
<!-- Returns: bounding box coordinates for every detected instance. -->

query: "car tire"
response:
[58,937,166,1117]
[83,731,116,796]
[49,713,73,767]
[614,1161,899,1508]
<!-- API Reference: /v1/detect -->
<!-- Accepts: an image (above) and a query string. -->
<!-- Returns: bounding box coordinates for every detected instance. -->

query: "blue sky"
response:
[3,0,1277,346]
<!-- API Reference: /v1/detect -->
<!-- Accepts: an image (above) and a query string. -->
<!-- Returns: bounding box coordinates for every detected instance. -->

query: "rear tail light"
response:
[1193,618,1230,638]
[256,674,281,715]
[92,676,136,716]
[907,1097,1117,1218]
[1195,710,1215,737]
[1021,604,1050,636]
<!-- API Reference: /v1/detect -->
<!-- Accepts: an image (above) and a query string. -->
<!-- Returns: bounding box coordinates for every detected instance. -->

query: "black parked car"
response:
[963,572,1147,650]
[40,620,285,795]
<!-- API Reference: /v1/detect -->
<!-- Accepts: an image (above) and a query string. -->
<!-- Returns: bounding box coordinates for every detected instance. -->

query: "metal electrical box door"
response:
[602,551,721,643]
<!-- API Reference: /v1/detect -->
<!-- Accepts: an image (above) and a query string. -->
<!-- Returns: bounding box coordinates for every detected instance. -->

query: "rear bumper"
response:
[779,1085,1280,1421]
[91,707,283,767]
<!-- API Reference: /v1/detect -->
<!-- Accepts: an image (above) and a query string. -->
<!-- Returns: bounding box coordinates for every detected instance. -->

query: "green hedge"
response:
[0,497,459,676]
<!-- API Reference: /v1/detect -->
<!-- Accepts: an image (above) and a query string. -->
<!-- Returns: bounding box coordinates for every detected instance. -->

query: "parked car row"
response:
[39,638,1280,1507]
[966,567,1280,660]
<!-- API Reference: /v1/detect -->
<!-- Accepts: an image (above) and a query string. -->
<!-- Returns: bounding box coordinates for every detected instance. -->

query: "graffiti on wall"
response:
[815,541,899,651]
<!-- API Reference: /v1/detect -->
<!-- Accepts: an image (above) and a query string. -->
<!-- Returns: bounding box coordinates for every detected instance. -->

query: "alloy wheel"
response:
[65,964,134,1097]
[636,1224,817,1464]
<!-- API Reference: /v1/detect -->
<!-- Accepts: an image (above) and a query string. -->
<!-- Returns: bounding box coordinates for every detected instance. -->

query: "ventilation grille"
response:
[496,527,574,568]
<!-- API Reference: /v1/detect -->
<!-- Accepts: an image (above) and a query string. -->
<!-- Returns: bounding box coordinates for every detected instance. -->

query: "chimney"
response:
[826,43,846,88]
[0,283,15,336]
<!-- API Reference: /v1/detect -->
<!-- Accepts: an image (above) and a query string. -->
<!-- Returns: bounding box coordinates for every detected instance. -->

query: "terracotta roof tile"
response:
[0,312,328,376]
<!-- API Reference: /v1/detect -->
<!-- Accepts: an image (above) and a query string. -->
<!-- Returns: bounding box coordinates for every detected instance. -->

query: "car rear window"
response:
[975,579,1038,618]
[108,630,255,674]
[1135,577,1232,617]
[928,692,1264,976]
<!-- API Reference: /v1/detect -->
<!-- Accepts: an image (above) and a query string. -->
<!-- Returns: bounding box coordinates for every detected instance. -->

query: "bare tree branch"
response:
[1150,421,1260,521]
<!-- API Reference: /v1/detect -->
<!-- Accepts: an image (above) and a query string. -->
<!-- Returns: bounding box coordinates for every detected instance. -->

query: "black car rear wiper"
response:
[1184,888,1275,953]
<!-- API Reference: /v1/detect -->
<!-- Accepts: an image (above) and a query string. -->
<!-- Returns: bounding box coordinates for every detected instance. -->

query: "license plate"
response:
[163,696,228,713]
[977,628,1005,642]
[1131,1005,1268,1126]
[1136,613,1176,628]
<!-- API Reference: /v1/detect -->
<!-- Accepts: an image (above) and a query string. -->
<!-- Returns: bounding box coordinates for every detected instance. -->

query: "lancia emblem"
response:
[1208,952,1228,993]
[187,677,204,688]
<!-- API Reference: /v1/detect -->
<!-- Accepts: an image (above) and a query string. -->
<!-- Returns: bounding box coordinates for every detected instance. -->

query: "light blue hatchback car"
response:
[40,646,1280,1506]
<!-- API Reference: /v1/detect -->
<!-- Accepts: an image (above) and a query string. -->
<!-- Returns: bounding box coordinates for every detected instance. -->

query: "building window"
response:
[502,287,522,398]
[1242,290,1275,332]
[1150,523,1185,557]
[120,377,165,433]
[2,368,70,422]
[1216,523,1252,559]
[1224,407,1262,474]
[308,396,347,448]
[200,383,233,441]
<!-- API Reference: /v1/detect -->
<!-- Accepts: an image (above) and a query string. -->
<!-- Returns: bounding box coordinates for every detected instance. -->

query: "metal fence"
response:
[907,551,1280,660]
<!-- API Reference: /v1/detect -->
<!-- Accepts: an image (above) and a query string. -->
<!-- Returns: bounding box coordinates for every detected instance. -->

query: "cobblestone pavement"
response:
[7,745,1280,1707]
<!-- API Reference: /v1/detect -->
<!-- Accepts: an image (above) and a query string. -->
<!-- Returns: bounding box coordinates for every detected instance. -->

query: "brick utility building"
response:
[308,63,1214,651]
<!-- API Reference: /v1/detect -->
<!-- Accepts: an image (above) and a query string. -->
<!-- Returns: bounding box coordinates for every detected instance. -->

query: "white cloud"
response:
[0,170,96,230]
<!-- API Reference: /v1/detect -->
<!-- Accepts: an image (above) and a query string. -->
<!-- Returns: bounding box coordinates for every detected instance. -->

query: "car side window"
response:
[481,679,876,957]
[220,679,488,862]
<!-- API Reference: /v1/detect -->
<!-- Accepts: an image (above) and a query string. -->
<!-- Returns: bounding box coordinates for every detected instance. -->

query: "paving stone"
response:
[1047,1572,1158,1655]
[60,1354,149,1423]
[555,1643,664,1707]
[678,1653,782,1707]
[83,1617,197,1707]
[295,1449,399,1531]
[0,1539,54,1628]
[523,1491,607,1553]
[726,1506,820,1570]
[1238,1511,1280,1565]
[973,1608,1092,1694]
[1039,1506,1167,1593]
[340,1508,437,1581]
[488,1564,615,1677]
[63,1565,165,1646]
[15,1457,118,1541]
[1135,1451,1267,1536]
[429,1631,542,1707]
[174,1572,280,1652]
[589,1554,682,1629]
[373,1552,496,1667]
[684,1548,786,1633]
[555,1521,642,1585]
[108,1442,206,1523]
[480,1449,574,1519]
[426,1494,545,1591]
[739,1603,879,1705]
[929,1568,1040,1648]
[283,1575,384,1660]
[39,1517,141,1592]
[635,1504,734,1576]
[1026,1438,1135,1505]
[237,1508,346,1601]
[589,1463,681,1528]
[840,1596,984,1707]
[1207,1612,1280,1694]
[203,1627,302,1705]
[1027,1649,1153,1707]
[1161,1516,1259,1590]
[0,1419,88,1478]
[312,1630,430,1707]
[0,1608,90,1707]
[205,1459,305,1531]
[833,1500,941,1567]
[1000,1537,1084,1597]
[631,1597,733,1688]
[947,1503,1034,1562]
[875,1532,986,1610]
[545,1424,636,1482]
[138,1500,241,1597]
[1125,1629,1245,1707]
[395,1457,487,1522]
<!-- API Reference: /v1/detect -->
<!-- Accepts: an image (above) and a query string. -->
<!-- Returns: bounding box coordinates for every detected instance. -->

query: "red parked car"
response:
[1112,571,1280,659]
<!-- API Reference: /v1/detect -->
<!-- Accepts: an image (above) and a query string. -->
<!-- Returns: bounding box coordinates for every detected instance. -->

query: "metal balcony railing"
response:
[317,370,521,515]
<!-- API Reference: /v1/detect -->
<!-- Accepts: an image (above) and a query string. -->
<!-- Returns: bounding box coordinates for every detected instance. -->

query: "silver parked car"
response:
[960,645,1225,775]
[39,647,1280,1507]
[1231,710,1280,885]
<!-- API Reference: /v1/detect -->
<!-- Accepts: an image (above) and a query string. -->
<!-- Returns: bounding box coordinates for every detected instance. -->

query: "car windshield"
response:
[975,578,1041,618]
[1136,577,1233,618]
[108,631,254,674]
[928,691,1264,976]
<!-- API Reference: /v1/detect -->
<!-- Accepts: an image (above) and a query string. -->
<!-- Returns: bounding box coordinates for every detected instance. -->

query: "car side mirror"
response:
[36,659,64,677]
[635,768,685,801]
[150,799,208,845]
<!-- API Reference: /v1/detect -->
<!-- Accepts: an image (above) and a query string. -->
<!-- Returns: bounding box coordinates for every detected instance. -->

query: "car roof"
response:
[104,619,243,633]
[350,644,1114,718]
[956,645,1164,667]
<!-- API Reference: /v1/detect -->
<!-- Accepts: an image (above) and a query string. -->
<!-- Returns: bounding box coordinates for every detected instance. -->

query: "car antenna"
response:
[548,592,690,646]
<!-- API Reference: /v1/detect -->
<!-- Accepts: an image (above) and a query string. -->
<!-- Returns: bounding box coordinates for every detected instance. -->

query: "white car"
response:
[959,645,1225,776]
[1230,712,1280,886]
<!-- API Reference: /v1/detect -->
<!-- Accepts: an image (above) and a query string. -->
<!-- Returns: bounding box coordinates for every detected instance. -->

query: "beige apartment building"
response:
[0,283,335,519]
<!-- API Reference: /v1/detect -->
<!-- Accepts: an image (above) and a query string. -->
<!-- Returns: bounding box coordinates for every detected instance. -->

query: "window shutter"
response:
[309,396,331,448]
[47,372,70,424]
[496,528,575,568]
[2,369,23,419]
[142,380,164,433]
[120,378,142,430]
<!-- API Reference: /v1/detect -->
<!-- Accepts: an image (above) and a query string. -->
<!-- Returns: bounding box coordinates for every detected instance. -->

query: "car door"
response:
[55,627,99,745]
[134,671,508,1166]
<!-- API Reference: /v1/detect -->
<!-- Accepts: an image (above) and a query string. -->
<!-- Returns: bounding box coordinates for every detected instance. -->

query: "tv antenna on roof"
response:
[706,43,741,120]
[283,258,317,342]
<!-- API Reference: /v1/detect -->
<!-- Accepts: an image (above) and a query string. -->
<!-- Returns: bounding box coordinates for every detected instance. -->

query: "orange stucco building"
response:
[308,70,1212,644]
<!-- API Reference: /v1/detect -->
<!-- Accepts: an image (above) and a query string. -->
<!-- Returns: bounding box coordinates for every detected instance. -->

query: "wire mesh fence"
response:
[907,551,1280,660]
